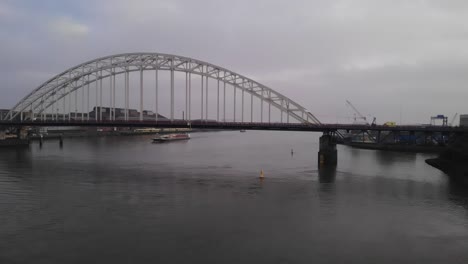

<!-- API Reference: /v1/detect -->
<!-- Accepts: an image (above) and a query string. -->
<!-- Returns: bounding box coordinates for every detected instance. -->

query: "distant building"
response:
[0,107,169,121]
[460,115,468,127]
[88,107,167,121]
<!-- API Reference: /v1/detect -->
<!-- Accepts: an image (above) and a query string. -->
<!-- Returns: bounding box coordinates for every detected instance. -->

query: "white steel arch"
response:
[6,53,321,124]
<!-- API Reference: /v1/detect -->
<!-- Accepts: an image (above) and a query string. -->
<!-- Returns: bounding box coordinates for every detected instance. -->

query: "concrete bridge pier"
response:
[318,133,337,167]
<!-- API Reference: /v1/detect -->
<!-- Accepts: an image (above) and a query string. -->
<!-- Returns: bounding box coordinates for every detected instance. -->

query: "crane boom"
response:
[346,100,368,124]
[450,113,458,126]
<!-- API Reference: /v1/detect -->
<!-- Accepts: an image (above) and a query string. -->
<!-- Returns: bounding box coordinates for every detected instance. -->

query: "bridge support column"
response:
[318,133,337,167]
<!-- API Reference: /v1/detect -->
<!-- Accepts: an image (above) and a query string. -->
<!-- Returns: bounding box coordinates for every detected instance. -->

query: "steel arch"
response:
[7,53,321,124]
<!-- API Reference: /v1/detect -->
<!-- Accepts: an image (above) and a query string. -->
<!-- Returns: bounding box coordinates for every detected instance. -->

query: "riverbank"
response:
[1,127,200,146]
[26,128,229,141]
[425,134,468,186]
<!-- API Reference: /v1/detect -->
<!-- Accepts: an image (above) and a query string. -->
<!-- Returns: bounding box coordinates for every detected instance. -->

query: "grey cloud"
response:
[1,0,468,124]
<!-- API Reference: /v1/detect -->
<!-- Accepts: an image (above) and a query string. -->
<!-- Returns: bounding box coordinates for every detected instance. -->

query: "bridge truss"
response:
[3,53,321,125]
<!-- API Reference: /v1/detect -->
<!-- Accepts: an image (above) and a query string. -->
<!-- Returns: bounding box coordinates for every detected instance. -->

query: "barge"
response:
[152,133,190,142]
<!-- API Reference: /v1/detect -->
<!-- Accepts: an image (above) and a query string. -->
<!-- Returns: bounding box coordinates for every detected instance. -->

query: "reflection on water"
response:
[374,150,418,166]
[447,177,468,211]
[1,131,468,263]
[318,167,336,183]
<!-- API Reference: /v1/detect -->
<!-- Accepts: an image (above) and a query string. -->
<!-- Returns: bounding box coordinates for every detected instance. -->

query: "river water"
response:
[1,131,467,263]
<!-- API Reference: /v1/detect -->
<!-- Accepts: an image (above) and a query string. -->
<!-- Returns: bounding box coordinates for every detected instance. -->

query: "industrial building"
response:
[460,115,468,127]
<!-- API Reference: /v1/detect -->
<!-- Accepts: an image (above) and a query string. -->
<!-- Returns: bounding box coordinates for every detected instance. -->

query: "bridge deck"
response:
[1,120,466,133]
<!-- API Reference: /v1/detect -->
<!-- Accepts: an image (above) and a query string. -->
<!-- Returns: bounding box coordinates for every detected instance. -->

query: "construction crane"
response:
[450,113,458,126]
[344,100,377,142]
[346,100,370,125]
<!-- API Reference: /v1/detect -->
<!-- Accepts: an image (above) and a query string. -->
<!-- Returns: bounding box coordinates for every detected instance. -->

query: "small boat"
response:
[152,133,190,142]
[240,130,246,133]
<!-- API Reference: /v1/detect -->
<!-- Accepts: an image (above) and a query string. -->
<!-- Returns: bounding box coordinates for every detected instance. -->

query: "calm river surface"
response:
[1,131,468,263]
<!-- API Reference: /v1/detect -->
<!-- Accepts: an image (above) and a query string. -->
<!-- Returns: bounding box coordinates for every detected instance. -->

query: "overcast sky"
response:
[1,0,468,124]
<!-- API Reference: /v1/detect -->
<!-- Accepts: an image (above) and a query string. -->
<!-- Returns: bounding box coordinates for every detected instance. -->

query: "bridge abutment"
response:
[318,134,337,167]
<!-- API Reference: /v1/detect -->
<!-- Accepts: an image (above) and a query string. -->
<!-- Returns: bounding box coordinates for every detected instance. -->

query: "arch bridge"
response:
[2,52,467,165]
[2,53,321,125]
